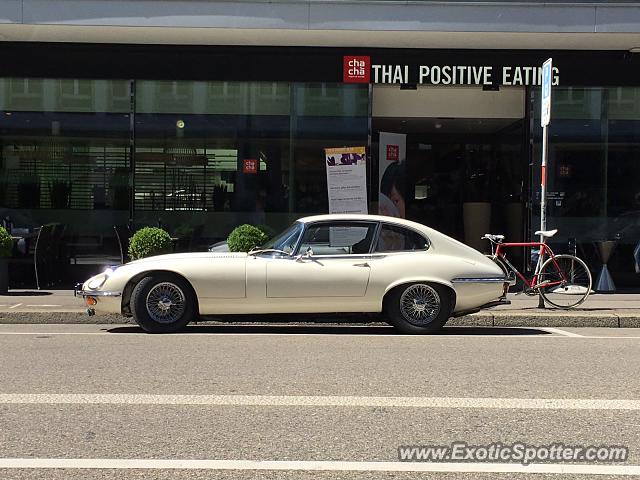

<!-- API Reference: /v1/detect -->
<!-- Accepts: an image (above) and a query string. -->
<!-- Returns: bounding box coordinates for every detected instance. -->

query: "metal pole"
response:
[538,123,548,308]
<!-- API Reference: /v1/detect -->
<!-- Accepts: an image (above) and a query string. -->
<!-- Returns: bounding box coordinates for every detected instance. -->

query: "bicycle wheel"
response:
[538,254,592,308]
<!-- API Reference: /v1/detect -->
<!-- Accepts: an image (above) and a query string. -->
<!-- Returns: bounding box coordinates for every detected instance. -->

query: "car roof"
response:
[297,214,428,231]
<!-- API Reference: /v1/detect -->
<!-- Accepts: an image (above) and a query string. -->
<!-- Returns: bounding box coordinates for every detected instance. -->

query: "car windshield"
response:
[258,222,304,255]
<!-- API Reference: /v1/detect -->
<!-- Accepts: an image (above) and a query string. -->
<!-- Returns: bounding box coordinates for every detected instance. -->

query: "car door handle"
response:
[353,262,369,267]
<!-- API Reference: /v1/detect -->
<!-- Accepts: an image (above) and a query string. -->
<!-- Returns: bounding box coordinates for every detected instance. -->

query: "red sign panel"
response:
[242,159,258,174]
[386,145,399,162]
[343,56,370,83]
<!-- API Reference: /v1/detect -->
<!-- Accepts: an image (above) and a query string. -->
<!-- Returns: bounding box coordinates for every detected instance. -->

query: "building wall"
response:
[1,1,640,50]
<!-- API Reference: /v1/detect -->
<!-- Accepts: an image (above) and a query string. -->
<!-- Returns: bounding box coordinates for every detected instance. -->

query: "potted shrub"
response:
[0,226,12,294]
[128,227,172,260]
[227,224,268,252]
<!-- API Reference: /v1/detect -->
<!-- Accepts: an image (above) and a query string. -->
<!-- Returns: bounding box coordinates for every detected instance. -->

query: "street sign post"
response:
[538,58,552,308]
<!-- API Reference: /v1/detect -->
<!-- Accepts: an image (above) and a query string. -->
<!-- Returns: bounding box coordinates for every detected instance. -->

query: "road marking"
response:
[540,327,584,337]
[0,458,637,474]
[0,394,639,410]
[25,304,62,308]
[8,303,22,309]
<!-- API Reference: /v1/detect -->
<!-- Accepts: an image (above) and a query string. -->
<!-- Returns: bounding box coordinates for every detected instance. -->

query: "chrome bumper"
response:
[74,285,122,298]
[451,277,508,284]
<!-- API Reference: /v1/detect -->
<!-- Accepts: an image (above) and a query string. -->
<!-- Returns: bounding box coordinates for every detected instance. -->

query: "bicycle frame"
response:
[493,242,566,291]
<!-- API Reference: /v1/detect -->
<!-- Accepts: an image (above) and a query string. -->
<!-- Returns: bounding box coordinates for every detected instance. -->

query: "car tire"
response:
[131,273,196,333]
[385,282,452,334]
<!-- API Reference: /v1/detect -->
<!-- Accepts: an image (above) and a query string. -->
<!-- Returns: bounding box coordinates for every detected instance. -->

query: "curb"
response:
[450,312,640,328]
[0,311,638,327]
[0,312,130,324]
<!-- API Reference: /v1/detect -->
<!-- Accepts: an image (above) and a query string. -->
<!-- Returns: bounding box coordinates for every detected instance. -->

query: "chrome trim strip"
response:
[76,290,122,297]
[451,277,507,284]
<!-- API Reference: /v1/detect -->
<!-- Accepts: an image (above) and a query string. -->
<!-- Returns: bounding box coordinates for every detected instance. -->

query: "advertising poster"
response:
[325,146,368,247]
[378,132,407,218]
[324,146,368,215]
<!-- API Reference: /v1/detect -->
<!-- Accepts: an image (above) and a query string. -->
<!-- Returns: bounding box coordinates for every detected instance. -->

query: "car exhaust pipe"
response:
[86,308,95,317]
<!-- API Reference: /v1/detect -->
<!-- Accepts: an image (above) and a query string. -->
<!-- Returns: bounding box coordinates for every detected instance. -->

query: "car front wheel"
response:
[131,274,196,333]
[385,282,452,334]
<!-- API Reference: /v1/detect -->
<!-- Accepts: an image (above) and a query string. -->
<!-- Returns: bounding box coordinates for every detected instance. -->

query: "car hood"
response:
[128,252,248,265]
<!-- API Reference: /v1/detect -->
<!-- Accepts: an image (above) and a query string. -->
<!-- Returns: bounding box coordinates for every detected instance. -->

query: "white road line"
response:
[24,304,62,308]
[540,327,584,337]
[8,303,22,309]
[0,394,639,410]
[0,458,637,475]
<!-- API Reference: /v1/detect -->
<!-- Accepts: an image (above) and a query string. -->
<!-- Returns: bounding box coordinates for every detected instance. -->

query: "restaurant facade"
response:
[0,1,640,286]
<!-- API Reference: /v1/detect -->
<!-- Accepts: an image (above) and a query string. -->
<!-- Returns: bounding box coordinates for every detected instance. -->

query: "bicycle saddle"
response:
[534,229,558,238]
[482,234,504,242]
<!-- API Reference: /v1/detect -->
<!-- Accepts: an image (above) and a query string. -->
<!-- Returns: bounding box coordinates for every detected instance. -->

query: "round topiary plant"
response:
[128,227,172,260]
[227,224,268,252]
[0,227,11,258]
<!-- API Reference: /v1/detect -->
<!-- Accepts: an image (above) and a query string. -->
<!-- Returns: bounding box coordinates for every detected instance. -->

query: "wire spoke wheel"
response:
[538,254,592,309]
[399,283,441,326]
[145,282,186,324]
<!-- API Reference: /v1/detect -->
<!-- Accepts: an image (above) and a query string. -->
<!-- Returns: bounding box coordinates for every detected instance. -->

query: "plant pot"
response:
[463,202,491,252]
[0,258,8,295]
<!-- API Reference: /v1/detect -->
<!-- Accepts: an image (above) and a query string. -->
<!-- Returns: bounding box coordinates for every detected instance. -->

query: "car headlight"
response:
[87,266,119,290]
[103,265,119,277]
[87,274,108,290]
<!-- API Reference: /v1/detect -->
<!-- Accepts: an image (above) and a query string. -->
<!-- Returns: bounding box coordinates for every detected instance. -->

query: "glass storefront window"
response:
[134,80,369,243]
[531,86,640,284]
[0,78,131,281]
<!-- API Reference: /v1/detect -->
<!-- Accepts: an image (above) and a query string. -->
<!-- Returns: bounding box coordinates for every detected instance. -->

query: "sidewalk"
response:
[0,289,638,327]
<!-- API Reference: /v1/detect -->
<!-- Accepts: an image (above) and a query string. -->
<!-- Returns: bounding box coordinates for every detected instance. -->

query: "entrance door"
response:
[372,85,526,253]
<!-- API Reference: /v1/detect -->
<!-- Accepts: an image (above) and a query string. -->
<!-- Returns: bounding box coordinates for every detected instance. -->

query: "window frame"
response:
[294,220,380,257]
[373,222,431,254]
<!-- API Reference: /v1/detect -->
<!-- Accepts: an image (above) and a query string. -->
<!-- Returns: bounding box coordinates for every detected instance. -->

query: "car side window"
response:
[298,223,376,255]
[374,224,429,253]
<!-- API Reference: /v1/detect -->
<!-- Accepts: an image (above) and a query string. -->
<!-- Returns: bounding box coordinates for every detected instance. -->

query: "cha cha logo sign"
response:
[342,55,560,86]
[343,56,370,83]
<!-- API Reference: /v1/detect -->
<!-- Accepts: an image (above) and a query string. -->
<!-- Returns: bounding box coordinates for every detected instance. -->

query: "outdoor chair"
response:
[33,224,55,290]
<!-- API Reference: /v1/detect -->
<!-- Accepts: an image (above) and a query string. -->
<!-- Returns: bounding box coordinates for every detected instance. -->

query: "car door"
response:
[265,221,376,298]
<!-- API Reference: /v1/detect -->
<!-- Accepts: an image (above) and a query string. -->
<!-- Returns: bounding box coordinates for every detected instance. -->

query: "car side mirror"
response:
[296,247,313,262]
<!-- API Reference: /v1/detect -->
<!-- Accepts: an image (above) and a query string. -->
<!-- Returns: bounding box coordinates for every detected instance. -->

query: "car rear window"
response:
[374,224,429,252]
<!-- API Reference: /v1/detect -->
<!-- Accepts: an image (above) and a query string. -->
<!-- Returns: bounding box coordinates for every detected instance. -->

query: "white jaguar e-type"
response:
[76,214,509,334]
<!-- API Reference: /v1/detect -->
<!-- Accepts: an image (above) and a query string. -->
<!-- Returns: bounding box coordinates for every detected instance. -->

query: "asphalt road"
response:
[0,323,639,479]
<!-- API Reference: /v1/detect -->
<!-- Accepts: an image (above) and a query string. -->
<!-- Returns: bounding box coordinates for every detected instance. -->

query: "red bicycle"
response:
[483,229,593,309]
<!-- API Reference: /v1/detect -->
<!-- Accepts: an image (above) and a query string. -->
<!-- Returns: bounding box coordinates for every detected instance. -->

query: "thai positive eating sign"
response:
[343,56,560,86]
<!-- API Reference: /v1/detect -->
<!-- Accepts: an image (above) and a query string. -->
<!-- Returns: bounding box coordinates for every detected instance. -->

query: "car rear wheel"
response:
[131,274,196,333]
[385,282,452,334]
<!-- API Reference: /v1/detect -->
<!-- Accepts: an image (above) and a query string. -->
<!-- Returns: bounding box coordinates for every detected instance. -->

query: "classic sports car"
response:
[76,214,509,334]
